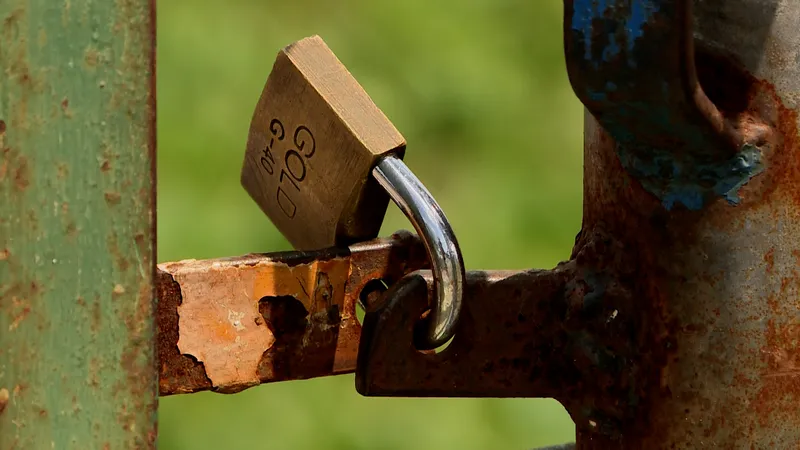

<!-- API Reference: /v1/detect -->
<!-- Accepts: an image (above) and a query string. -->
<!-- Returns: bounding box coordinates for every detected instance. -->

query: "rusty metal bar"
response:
[157,232,427,395]
[0,0,157,447]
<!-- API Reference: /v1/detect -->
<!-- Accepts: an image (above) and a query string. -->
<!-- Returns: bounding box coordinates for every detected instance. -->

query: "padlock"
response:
[241,35,405,251]
[241,35,466,348]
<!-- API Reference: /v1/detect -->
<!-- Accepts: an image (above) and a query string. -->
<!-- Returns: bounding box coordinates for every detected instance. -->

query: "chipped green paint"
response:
[0,0,157,448]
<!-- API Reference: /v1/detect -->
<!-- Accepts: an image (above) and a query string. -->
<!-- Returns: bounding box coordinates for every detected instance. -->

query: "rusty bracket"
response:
[355,232,651,435]
[156,231,428,395]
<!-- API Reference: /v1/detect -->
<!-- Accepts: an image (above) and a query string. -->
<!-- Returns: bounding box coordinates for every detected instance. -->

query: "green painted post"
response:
[0,1,157,448]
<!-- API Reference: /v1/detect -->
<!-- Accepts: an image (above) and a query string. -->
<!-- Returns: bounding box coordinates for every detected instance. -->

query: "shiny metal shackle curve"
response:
[372,154,465,349]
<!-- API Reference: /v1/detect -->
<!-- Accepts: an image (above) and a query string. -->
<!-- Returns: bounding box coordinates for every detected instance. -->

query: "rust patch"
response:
[8,301,30,331]
[689,48,799,216]
[0,388,8,416]
[12,384,24,397]
[106,233,130,272]
[56,163,68,179]
[84,46,98,68]
[14,155,29,191]
[60,98,72,118]
[765,248,776,274]
[104,191,121,206]
[99,145,119,173]
[0,158,7,182]
[755,321,800,427]
[156,269,212,394]
[157,233,428,395]
[112,284,125,296]
[91,300,102,332]
[723,74,799,210]
[0,120,6,134]
[3,7,24,29]
[158,260,277,391]
[764,86,800,210]
[0,248,8,261]
[65,221,77,238]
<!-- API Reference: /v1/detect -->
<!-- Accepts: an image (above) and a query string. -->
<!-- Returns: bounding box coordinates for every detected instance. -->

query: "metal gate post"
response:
[0,1,157,448]
[567,0,800,447]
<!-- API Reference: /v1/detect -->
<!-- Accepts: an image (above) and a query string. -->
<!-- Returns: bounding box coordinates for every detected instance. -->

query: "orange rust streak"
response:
[764,247,776,274]
[252,258,350,313]
[763,371,800,378]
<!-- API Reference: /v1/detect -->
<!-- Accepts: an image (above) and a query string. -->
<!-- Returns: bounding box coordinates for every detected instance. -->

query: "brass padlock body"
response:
[242,36,406,250]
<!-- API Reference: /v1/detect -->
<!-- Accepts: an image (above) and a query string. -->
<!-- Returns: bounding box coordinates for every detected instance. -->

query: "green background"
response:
[157,0,583,448]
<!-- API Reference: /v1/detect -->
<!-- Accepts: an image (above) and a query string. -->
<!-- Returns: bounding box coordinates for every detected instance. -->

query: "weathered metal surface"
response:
[0,0,157,448]
[357,260,669,429]
[157,232,428,395]
[357,270,569,398]
[564,0,766,211]
[574,1,800,446]
[358,1,799,448]
[575,89,799,449]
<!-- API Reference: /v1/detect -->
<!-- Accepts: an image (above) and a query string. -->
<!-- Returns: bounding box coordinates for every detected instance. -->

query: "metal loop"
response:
[372,155,465,349]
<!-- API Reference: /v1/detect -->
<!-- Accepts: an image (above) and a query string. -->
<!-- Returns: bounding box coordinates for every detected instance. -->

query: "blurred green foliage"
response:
[157,0,583,448]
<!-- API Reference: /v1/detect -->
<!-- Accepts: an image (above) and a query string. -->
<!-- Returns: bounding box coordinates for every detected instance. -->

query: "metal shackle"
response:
[372,155,465,349]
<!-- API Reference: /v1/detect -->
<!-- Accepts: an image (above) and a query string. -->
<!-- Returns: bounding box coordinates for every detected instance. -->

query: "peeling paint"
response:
[618,142,765,210]
[159,259,279,390]
[158,255,358,390]
[570,0,660,65]
[156,233,429,395]
[565,0,784,212]
[625,0,659,52]
[8,299,30,331]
